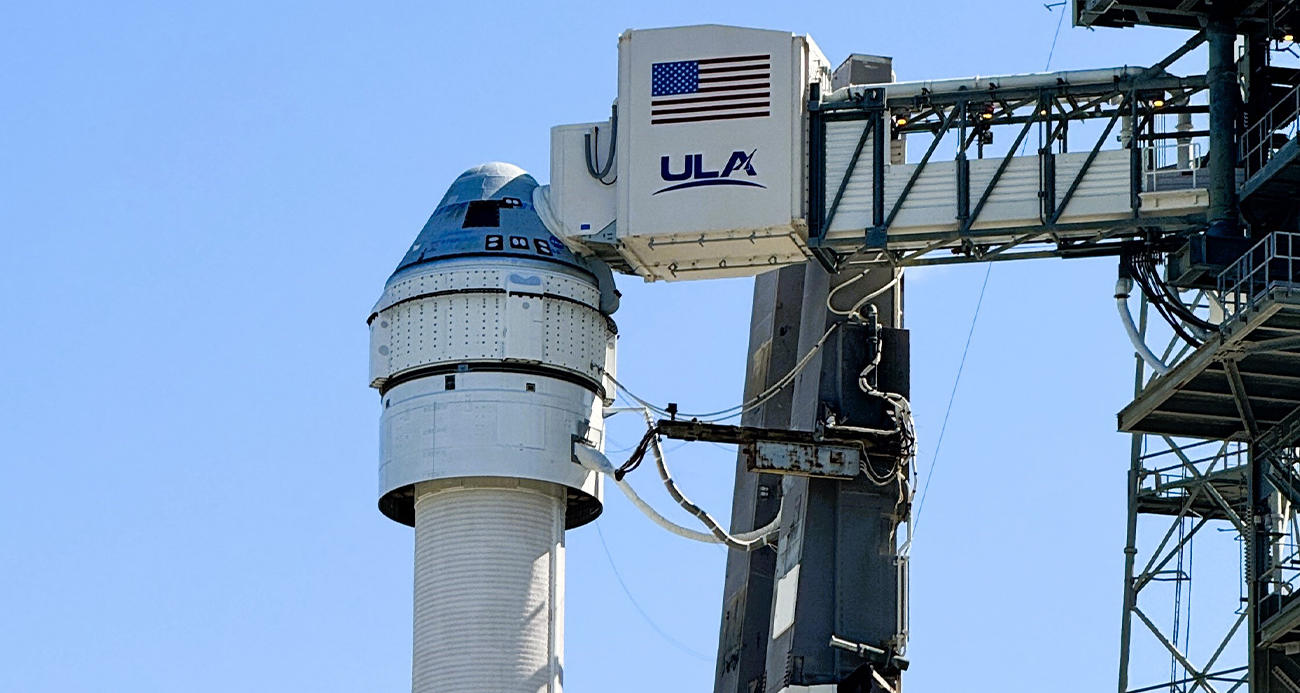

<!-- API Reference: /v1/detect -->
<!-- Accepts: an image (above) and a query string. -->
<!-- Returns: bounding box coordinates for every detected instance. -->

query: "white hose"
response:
[1116,277,1171,377]
[573,444,717,543]
[639,409,778,551]
[827,270,902,317]
[573,440,781,551]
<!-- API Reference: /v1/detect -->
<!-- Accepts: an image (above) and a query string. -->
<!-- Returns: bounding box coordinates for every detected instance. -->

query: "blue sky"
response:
[0,2,1234,692]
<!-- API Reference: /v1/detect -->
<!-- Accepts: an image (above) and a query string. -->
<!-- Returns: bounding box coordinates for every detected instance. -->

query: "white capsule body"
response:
[370,255,614,525]
[370,162,616,693]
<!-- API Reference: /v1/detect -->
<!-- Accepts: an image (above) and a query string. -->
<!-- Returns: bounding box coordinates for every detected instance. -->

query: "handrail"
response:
[1218,232,1300,322]
[1242,82,1300,178]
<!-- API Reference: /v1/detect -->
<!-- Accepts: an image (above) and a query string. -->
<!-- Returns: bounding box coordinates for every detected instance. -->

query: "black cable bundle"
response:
[1125,251,1217,347]
[613,424,660,481]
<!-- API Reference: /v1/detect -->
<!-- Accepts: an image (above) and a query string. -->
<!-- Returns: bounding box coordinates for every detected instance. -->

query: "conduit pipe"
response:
[1115,277,1171,376]
[573,443,780,550]
[825,67,1142,104]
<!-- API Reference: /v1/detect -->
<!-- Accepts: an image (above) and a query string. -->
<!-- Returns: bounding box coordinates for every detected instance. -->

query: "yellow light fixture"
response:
[1286,33,1296,42]
[896,116,908,126]
[1153,99,1165,108]
[981,112,994,120]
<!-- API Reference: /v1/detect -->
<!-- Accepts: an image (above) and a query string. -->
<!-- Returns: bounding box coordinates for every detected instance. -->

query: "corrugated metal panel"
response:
[967,155,1040,230]
[1054,149,1132,217]
[821,145,1204,249]
[413,480,565,693]
[823,120,875,233]
[877,159,960,235]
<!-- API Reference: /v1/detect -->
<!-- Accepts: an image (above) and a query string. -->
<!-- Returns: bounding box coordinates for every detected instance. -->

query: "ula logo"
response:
[654,150,765,195]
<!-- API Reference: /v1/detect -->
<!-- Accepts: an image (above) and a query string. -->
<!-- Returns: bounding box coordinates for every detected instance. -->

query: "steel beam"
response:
[714,265,807,693]
[1206,9,1240,236]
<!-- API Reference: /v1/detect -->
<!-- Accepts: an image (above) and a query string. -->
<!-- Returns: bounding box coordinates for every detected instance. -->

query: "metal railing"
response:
[1139,438,1247,498]
[1143,141,1206,192]
[1242,82,1300,178]
[1218,232,1300,322]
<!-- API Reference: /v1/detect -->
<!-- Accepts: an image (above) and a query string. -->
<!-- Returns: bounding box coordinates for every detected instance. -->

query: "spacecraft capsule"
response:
[368,162,617,693]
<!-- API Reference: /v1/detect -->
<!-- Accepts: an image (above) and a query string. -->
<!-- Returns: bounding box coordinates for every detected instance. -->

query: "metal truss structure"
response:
[797,2,1300,690]
[692,1,1300,690]
[1119,233,1300,693]
[1077,0,1299,33]
[1119,290,1253,693]
[805,40,1213,271]
[805,1,1300,689]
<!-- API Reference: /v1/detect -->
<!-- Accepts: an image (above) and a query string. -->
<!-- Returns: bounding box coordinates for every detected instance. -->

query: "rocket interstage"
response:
[368,163,618,693]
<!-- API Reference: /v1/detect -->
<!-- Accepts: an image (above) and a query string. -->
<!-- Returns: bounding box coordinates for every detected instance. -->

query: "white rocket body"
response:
[369,163,617,693]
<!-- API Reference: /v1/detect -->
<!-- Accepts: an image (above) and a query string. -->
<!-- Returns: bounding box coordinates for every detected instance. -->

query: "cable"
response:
[1127,253,1192,344]
[1125,251,1215,347]
[639,408,780,551]
[913,263,992,533]
[850,316,916,488]
[1044,2,1067,71]
[600,320,843,423]
[584,105,618,185]
[593,521,712,662]
[827,270,903,317]
[613,425,659,480]
[1129,253,1202,331]
[574,428,781,550]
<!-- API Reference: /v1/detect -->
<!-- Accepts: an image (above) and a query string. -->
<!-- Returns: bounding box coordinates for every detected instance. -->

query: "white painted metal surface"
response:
[372,163,618,693]
[379,372,603,504]
[609,25,829,281]
[369,257,611,391]
[413,478,566,693]
[548,120,617,240]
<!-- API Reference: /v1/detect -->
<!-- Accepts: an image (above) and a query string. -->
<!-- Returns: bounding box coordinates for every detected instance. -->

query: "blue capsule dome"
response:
[391,162,587,277]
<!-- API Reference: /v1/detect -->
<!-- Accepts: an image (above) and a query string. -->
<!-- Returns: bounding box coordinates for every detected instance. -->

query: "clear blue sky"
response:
[0,2,1232,692]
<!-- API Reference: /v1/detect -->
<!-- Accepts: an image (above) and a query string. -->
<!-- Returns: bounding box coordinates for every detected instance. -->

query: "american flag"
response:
[650,54,771,125]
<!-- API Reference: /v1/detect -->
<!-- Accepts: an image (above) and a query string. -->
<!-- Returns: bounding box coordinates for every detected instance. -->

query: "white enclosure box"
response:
[549,120,617,239]
[614,25,830,281]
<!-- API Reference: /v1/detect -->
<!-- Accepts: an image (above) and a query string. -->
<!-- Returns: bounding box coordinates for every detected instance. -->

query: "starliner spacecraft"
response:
[368,161,620,692]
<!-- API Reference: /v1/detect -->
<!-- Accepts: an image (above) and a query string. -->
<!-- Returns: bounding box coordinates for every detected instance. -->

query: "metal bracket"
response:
[747,440,860,479]
[654,419,905,479]
[828,634,910,672]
